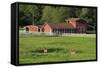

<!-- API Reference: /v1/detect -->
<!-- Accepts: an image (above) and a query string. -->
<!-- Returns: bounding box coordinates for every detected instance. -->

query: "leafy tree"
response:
[19,4,43,26]
[79,8,96,31]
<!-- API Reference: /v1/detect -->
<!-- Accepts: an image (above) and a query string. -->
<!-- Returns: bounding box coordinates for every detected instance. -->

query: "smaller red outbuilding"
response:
[23,25,38,32]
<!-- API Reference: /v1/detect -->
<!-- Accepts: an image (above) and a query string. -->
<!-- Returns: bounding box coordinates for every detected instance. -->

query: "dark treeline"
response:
[19,4,97,31]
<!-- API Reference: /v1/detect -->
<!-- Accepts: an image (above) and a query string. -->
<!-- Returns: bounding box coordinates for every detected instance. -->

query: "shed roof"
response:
[24,25,38,28]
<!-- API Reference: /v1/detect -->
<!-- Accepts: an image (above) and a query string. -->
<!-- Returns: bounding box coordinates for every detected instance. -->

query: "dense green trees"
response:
[19,4,43,26]
[19,4,97,31]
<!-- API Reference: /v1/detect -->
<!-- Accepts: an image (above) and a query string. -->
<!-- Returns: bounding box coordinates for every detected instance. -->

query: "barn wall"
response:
[25,26,38,32]
[69,21,76,28]
[29,26,38,32]
[43,24,52,32]
[76,22,87,33]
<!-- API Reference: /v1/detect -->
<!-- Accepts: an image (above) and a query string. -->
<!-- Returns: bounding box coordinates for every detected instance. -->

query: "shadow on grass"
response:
[29,48,84,58]
[31,48,64,53]
[31,48,83,54]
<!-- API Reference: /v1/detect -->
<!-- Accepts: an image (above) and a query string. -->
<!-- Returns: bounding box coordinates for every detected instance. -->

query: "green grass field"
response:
[19,34,96,64]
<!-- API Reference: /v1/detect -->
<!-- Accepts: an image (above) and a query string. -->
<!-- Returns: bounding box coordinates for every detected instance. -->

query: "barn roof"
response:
[43,18,87,29]
[65,18,87,23]
[66,18,80,21]
[44,22,75,29]
[24,25,38,28]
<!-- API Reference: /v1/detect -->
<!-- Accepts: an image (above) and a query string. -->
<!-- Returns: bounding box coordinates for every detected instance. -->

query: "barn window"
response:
[67,21,69,23]
[26,27,29,32]
[38,29,40,32]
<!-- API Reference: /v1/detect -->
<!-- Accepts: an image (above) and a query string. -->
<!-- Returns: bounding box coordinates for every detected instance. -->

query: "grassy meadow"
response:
[19,34,96,64]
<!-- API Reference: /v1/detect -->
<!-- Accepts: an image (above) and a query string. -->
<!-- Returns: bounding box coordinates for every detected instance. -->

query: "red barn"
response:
[41,18,87,33]
[23,25,38,32]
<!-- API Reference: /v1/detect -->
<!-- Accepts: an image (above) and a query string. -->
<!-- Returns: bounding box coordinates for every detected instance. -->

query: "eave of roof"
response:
[47,23,75,29]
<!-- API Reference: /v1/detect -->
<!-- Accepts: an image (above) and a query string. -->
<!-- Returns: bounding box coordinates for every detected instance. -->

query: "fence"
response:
[19,31,96,38]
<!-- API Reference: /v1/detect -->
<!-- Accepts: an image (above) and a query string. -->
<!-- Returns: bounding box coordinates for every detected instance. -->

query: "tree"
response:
[79,8,96,31]
[41,6,73,23]
[19,4,44,26]
[41,6,53,23]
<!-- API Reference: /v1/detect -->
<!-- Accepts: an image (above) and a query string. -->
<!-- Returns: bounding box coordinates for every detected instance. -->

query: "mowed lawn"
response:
[19,35,96,64]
